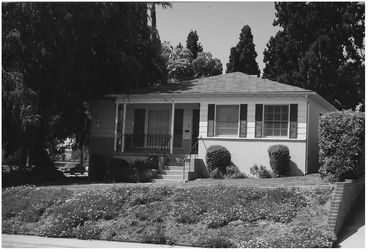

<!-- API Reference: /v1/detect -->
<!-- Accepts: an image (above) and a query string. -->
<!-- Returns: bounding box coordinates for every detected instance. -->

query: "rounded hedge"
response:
[319,111,365,182]
[267,145,290,177]
[205,145,231,178]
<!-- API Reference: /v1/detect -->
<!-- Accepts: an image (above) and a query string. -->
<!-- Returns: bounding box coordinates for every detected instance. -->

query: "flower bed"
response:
[2,184,334,247]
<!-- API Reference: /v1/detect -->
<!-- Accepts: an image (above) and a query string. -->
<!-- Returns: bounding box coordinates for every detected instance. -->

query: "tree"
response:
[192,52,223,78]
[167,45,194,82]
[2,3,165,170]
[186,30,203,59]
[226,25,260,76]
[263,2,365,109]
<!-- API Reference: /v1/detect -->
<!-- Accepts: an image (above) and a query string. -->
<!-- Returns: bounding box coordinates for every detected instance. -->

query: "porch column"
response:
[113,102,119,152]
[121,102,127,152]
[170,102,175,154]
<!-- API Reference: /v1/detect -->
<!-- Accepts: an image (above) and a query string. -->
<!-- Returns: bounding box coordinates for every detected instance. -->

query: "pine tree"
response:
[263,2,365,109]
[226,25,260,76]
[186,30,203,59]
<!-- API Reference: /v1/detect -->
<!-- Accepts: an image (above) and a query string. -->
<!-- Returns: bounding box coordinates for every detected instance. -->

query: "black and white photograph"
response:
[1,0,366,248]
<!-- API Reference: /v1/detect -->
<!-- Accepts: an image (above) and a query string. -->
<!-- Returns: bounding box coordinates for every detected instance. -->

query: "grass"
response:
[2,179,335,248]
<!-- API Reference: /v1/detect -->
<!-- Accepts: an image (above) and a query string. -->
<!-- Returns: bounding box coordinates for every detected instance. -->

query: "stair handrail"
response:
[182,136,203,181]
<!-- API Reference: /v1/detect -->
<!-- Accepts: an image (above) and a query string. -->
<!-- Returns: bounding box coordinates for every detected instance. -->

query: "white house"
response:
[89,72,336,180]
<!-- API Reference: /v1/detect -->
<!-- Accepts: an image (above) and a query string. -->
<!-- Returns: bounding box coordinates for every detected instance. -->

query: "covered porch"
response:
[114,102,200,157]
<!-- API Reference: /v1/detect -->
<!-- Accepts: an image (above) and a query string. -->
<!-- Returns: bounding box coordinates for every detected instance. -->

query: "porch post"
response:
[170,102,175,154]
[113,102,119,152]
[121,102,127,152]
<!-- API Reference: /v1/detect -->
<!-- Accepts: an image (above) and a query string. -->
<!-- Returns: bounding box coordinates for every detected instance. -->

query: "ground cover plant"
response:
[2,183,334,248]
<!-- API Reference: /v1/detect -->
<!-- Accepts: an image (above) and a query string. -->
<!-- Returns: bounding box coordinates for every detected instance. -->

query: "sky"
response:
[156,2,282,73]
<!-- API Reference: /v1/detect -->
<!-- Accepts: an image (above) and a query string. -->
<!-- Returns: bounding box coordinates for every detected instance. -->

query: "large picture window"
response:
[263,105,289,137]
[215,105,239,136]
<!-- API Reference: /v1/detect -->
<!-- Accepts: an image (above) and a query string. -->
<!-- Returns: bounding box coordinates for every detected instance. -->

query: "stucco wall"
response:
[198,138,306,176]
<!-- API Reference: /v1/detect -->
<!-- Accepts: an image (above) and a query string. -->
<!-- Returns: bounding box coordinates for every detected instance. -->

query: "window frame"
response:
[214,104,240,137]
[262,104,290,139]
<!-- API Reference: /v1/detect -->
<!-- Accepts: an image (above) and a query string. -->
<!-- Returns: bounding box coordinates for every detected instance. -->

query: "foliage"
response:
[109,159,133,182]
[268,145,290,177]
[167,46,194,82]
[224,165,247,179]
[226,25,260,76]
[192,52,223,78]
[2,184,334,247]
[132,160,154,183]
[89,154,106,181]
[319,110,365,182]
[2,2,166,169]
[205,145,231,178]
[186,30,203,59]
[263,2,365,110]
[250,164,273,178]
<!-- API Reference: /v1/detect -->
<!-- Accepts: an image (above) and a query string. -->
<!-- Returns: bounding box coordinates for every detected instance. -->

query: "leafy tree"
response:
[186,30,203,59]
[2,3,165,170]
[263,2,365,109]
[167,46,194,82]
[226,25,260,76]
[192,52,223,78]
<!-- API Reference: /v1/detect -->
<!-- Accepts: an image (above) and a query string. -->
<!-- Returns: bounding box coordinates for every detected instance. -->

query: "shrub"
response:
[132,160,154,183]
[268,145,290,177]
[109,159,133,182]
[250,164,272,178]
[90,154,106,181]
[225,165,247,179]
[319,111,365,182]
[193,235,236,248]
[206,145,231,177]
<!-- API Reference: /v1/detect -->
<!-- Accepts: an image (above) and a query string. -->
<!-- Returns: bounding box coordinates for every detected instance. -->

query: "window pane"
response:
[263,105,289,137]
[216,105,239,136]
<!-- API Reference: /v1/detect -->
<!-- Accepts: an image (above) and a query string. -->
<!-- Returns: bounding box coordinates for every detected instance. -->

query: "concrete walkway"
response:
[337,190,365,248]
[2,234,184,248]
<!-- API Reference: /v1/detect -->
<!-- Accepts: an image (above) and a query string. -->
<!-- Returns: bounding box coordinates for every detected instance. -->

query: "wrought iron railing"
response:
[124,134,171,153]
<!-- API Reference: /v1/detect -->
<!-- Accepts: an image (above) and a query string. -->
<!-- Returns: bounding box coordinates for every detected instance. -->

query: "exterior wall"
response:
[307,98,336,173]
[198,95,308,175]
[198,138,306,176]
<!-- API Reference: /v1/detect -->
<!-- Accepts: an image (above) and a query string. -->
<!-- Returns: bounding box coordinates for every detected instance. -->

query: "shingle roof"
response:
[128,72,311,95]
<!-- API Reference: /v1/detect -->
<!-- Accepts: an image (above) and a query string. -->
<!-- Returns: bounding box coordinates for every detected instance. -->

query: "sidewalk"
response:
[2,234,184,248]
[337,190,365,248]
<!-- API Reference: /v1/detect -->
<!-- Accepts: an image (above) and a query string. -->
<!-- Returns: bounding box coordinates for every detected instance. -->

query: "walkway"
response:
[337,189,365,248]
[2,234,183,248]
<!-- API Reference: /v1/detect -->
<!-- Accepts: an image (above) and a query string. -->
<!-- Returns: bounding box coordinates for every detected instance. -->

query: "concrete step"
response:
[156,174,184,180]
[167,161,184,166]
[161,170,183,175]
[163,165,184,171]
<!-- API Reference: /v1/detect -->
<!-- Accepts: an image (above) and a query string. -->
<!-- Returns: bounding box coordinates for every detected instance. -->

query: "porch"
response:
[114,102,200,156]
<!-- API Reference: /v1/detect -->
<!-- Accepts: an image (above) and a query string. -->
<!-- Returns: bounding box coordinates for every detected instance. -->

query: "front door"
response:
[191,109,200,154]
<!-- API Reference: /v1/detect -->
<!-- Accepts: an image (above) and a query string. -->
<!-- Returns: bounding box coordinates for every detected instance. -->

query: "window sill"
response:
[201,136,305,142]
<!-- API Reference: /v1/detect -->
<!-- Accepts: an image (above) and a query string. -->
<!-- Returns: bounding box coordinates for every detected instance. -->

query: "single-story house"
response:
[89,72,336,180]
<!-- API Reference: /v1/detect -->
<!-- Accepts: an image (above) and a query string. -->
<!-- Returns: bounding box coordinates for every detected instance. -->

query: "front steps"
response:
[155,154,193,182]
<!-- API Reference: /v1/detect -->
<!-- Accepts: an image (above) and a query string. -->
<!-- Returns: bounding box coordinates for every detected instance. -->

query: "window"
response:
[215,105,239,136]
[263,105,289,137]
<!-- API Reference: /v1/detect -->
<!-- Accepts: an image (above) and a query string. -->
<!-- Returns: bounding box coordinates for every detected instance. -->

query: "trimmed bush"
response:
[225,165,247,179]
[109,159,133,182]
[268,145,290,177]
[250,164,272,178]
[206,145,231,178]
[319,111,365,182]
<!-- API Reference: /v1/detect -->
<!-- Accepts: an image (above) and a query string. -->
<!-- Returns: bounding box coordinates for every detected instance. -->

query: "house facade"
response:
[89,72,336,179]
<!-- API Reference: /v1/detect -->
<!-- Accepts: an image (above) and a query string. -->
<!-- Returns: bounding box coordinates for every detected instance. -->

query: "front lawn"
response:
[2,180,335,248]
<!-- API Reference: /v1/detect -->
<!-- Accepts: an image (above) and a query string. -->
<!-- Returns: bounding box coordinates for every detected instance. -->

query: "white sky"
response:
[156,2,282,73]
